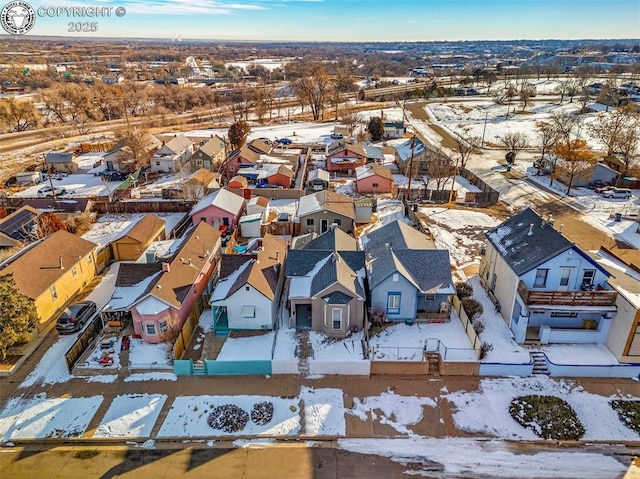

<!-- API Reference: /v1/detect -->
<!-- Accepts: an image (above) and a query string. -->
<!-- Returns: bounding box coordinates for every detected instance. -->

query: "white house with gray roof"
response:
[481,207,617,345]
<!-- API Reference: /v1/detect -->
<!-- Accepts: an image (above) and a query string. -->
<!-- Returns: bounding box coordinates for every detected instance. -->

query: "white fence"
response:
[308,360,371,376]
[271,360,298,375]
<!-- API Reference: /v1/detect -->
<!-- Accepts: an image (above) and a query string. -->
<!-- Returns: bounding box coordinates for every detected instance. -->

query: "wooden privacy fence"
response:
[92,200,195,214]
[65,315,104,371]
[459,168,500,206]
[172,296,208,360]
[451,295,482,355]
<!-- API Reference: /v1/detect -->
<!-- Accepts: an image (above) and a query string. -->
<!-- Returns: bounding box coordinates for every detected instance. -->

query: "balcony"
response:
[517,281,618,307]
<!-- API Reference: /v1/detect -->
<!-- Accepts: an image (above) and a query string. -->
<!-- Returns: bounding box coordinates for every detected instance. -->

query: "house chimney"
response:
[527,223,534,236]
[59,256,64,269]
[162,263,170,273]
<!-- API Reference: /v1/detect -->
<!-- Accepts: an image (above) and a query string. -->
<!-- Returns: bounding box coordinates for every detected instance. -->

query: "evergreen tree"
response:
[0,274,38,360]
[367,116,384,141]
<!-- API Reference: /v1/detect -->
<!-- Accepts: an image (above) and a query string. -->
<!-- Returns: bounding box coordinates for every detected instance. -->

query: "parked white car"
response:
[37,185,66,197]
[602,188,632,199]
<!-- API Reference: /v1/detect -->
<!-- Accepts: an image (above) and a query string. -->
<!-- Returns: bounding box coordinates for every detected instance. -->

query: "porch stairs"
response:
[425,352,440,375]
[530,351,550,376]
[296,331,313,377]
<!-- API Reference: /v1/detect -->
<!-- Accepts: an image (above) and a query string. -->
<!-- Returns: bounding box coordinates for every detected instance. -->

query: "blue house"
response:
[481,207,618,345]
[364,221,455,322]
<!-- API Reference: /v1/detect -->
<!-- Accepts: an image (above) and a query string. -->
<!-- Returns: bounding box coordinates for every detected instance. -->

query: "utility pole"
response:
[42,154,57,201]
[447,157,458,209]
[406,134,416,202]
[481,111,488,147]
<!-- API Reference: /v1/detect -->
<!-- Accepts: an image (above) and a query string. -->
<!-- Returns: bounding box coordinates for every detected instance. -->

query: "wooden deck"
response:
[517,281,617,307]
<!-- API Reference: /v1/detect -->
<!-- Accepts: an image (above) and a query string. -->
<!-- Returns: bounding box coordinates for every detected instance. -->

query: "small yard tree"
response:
[453,133,481,169]
[535,121,557,174]
[552,139,597,195]
[0,274,38,360]
[228,120,251,150]
[367,116,384,141]
[500,132,529,165]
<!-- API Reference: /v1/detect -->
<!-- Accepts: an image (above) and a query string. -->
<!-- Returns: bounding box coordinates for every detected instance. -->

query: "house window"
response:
[392,273,399,282]
[306,218,314,226]
[387,293,401,314]
[550,311,578,318]
[424,294,436,301]
[582,270,595,286]
[245,286,250,291]
[230,166,235,172]
[331,308,342,330]
[155,161,161,166]
[559,268,572,287]
[159,321,168,333]
[333,219,342,226]
[533,269,549,288]
[71,266,77,277]
[196,159,203,166]
[50,285,57,301]
[242,305,256,318]
[145,323,157,335]
[372,182,379,187]
[87,255,93,265]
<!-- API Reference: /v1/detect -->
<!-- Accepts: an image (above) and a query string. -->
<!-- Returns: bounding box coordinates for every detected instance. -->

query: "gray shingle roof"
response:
[310,253,364,298]
[322,291,353,304]
[485,207,572,276]
[303,228,357,251]
[363,220,435,253]
[367,248,453,293]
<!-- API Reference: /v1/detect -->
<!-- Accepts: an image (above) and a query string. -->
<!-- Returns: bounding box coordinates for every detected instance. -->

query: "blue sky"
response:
[22,0,640,41]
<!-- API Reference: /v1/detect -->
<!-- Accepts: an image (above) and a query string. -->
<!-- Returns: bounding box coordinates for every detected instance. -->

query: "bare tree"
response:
[339,105,363,137]
[0,98,40,132]
[425,151,455,192]
[589,105,637,157]
[535,121,557,175]
[519,82,536,112]
[453,133,482,169]
[617,115,640,175]
[114,125,157,172]
[500,132,529,164]
[550,111,584,142]
[292,62,331,121]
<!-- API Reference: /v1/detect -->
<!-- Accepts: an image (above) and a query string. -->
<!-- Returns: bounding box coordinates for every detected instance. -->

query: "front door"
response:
[295,304,312,330]
[559,268,572,291]
[321,219,328,233]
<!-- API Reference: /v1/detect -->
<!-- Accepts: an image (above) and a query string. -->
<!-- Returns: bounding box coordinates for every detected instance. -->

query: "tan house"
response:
[112,214,167,261]
[296,190,355,234]
[285,229,365,339]
[190,135,227,172]
[182,169,220,200]
[0,230,98,325]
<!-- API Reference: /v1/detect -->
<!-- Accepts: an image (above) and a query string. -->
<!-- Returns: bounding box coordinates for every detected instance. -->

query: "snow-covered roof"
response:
[190,188,245,216]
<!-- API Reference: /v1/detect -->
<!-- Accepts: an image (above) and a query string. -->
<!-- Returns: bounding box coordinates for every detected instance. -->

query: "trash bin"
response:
[506,165,512,172]
[615,213,622,222]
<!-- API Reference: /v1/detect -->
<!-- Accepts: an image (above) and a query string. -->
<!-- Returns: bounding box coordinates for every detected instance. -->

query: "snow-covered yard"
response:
[94,394,166,438]
[368,318,477,362]
[217,332,276,361]
[445,376,640,441]
[0,395,103,441]
[129,337,172,369]
[309,330,365,360]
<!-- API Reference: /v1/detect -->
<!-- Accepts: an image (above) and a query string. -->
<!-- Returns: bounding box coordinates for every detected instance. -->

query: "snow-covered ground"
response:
[348,390,436,435]
[446,376,640,441]
[217,332,276,361]
[300,387,346,436]
[339,437,627,479]
[368,317,477,362]
[0,395,103,441]
[94,394,166,438]
[309,330,365,360]
[128,338,172,369]
[82,213,186,248]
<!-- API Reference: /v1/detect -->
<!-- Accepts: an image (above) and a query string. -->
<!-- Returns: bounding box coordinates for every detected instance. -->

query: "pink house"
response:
[190,188,246,228]
[325,143,367,174]
[355,163,395,195]
[130,221,222,343]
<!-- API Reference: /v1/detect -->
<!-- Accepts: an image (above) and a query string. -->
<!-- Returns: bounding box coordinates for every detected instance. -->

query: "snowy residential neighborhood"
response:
[1,37,640,478]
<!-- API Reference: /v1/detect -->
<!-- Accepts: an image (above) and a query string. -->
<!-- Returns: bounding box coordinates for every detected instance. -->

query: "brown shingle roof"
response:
[142,221,221,309]
[0,230,97,300]
[120,214,166,244]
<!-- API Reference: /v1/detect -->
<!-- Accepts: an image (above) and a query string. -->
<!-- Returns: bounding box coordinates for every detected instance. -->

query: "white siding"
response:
[520,249,609,291]
[225,286,274,330]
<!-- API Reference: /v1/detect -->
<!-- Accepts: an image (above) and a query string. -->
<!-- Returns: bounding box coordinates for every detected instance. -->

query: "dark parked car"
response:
[56,301,97,334]
[276,138,292,145]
